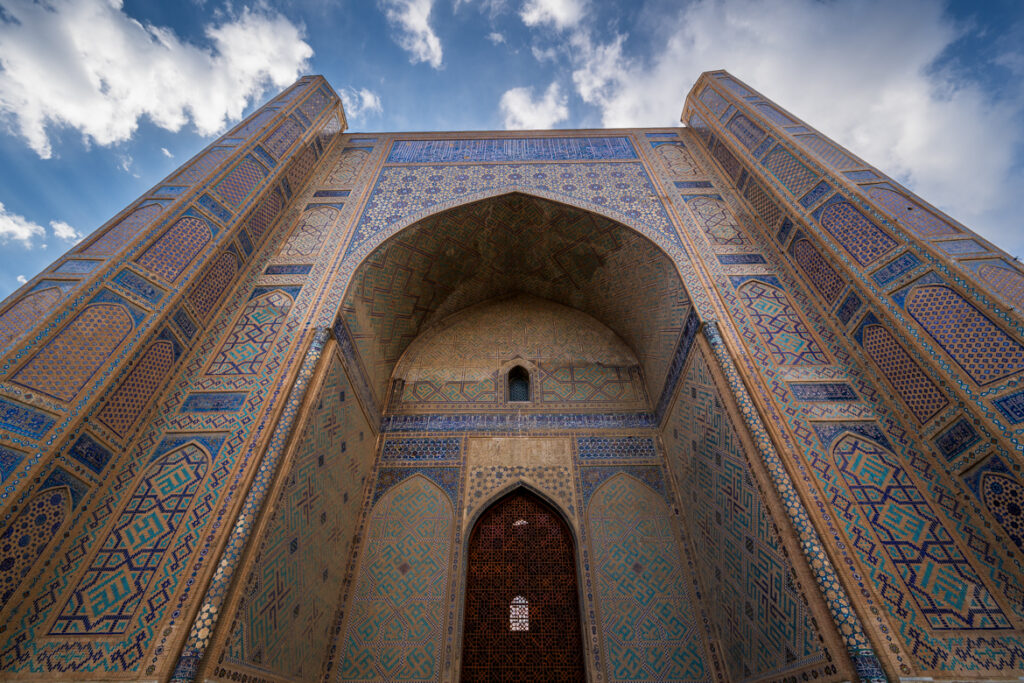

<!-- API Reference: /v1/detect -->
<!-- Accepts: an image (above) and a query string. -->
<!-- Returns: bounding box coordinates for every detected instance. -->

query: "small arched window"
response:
[508,366,530,402]
[509,595,529,631]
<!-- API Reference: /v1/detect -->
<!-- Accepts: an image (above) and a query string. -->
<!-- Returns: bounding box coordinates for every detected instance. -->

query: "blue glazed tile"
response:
[112,269,164,306]
[180,392,249,413]
[789,383,858,401]
[717,253,766,265]
[0,398,56,439]
[386,137,637,163]
[871,252,921,287]
[68,432,113,474]
[993,389,1024,424]
[933,418,981,462]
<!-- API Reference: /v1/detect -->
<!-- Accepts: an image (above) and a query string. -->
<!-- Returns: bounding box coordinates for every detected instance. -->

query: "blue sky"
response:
[0,0,1022,298]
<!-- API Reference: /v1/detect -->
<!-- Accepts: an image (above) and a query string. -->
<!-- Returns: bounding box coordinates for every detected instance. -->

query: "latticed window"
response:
[508,366,530,402]
[461,490,585,682]
[509,595,529,631]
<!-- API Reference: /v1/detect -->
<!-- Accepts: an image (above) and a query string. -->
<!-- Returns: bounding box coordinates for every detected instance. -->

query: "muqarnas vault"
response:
[0,71,1023,683]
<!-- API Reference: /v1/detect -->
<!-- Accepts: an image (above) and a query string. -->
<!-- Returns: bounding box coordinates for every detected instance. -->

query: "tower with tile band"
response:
[0,70,1021,682]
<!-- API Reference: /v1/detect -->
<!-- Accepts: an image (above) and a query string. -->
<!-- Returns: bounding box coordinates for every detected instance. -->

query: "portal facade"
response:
[0,71,1022,682]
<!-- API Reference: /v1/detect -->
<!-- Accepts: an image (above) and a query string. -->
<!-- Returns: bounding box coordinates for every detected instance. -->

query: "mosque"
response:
[0,70,1022,682]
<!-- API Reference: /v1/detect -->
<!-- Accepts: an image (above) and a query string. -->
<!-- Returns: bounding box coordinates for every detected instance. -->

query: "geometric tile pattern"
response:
[866,187,959,238]
[81,203,166,256]
[871,252,921,288]
[538,365,645,405]
[136,216,214,282]
[814,198,898,266]
[381,437,460,461]
[761,146,817,196]
[664,347,831,681]
[743,180,783,229]
[220,353,375,680]
[860,322,947,423]
[348,161,680,258]
[264,117,303,159]
[655,144,701,178]
[974,261,1024,310]
[206,290,293,376]
[790,237,844,303]
[735,278,829,365]
[215,156,267,207]
[905,284,1024,385]
[962,454,1024,552]
[188,252,239,321]
[386,136,636,163]
[50,442,209,635]
[328,149,370,186]
[827,431,1010,630]
[336,475,452,682]
[698,86,729,117]
[0,285,67,347]
[576,436,656,460]
[13,303,134,402]
[794,134,860,170]
[725,114,766,151]
[297,87,332,123]
[588,474,709,682]
[97,340,177,437]
[280,206,336,257]
[245,188,285,245]
[0,485,71,608]
[171,147,232,184]
[684,195,747,245]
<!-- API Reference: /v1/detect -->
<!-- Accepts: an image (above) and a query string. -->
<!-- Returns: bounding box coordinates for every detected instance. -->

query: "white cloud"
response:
[531,44,559,62]
[488,32,506,44]
[379,0,444,68]
[16,275,27,285]
[0,0,312,159]
[161,147,173,158]
[565,0,1024,254]
[340,87,384,120]
[500,81,568,129]
[51,220,83,243]
[520,0,586,30]
[0,202,46,247]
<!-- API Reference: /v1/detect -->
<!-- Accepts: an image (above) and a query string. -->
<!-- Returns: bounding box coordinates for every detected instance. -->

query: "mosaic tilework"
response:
[217,352,375,681]
[799,181,832,208]
[171,147,232,184]
[465,466,575,518]
[743,180,783,229]
[280,206,336,257]
[0,396,56,438]
[588,474,709,682]
[298,87,332,123]
[656,143,701,178]
[381,437,461,461]
[576,435,657,460]
[664,346,833,681]
[95,340,177,438]
[761,146,817,196]
[328,149,370,186]
[348,162,681,257]
[215,155,267,207]
[0,445,24,481]
[245,188,285,245]
[938,239,988,255]
[683,194,747,245]
[13,302,134,402]
[813,197,898,267]
[336,475,452,682]
[962,454,1024,551]
[538,365,645,406]
[264,116,304,159]
[904,284,1024,385]
[734,278,829,365]
[0,485,71,608]
[793,133,860,170]
[51,442,210,635]
[67,432,113,474]
[871,252,921,287]
[858,321,947,423]
[136,215,214,282]
[836,291,862,327]
[179,392,248,412]
[387,136,637,163]
[789,237,844,304]
[933,417,981,462]
[206,289,294,376]
[971,261,1024,310]
[0,285,66,346]
[866,186,959,238]
[285,145,319,196]
[188,252,239,320]
[699,86,729,117]
[725,113,766,151]
[824,429,1010,630]
[112,268,164,305]
[992,389,1024,424]
[81,203,165,256]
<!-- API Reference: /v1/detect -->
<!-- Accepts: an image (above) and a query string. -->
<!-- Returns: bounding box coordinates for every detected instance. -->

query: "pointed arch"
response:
[461,488,585,682]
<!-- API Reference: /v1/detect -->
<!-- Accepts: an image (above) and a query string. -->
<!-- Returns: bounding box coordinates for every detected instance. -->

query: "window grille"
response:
[508,366,530,402]
[461,490,585,681]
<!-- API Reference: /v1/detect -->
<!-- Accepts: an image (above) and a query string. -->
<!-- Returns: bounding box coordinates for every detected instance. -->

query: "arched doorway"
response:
[461,489,585,682]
